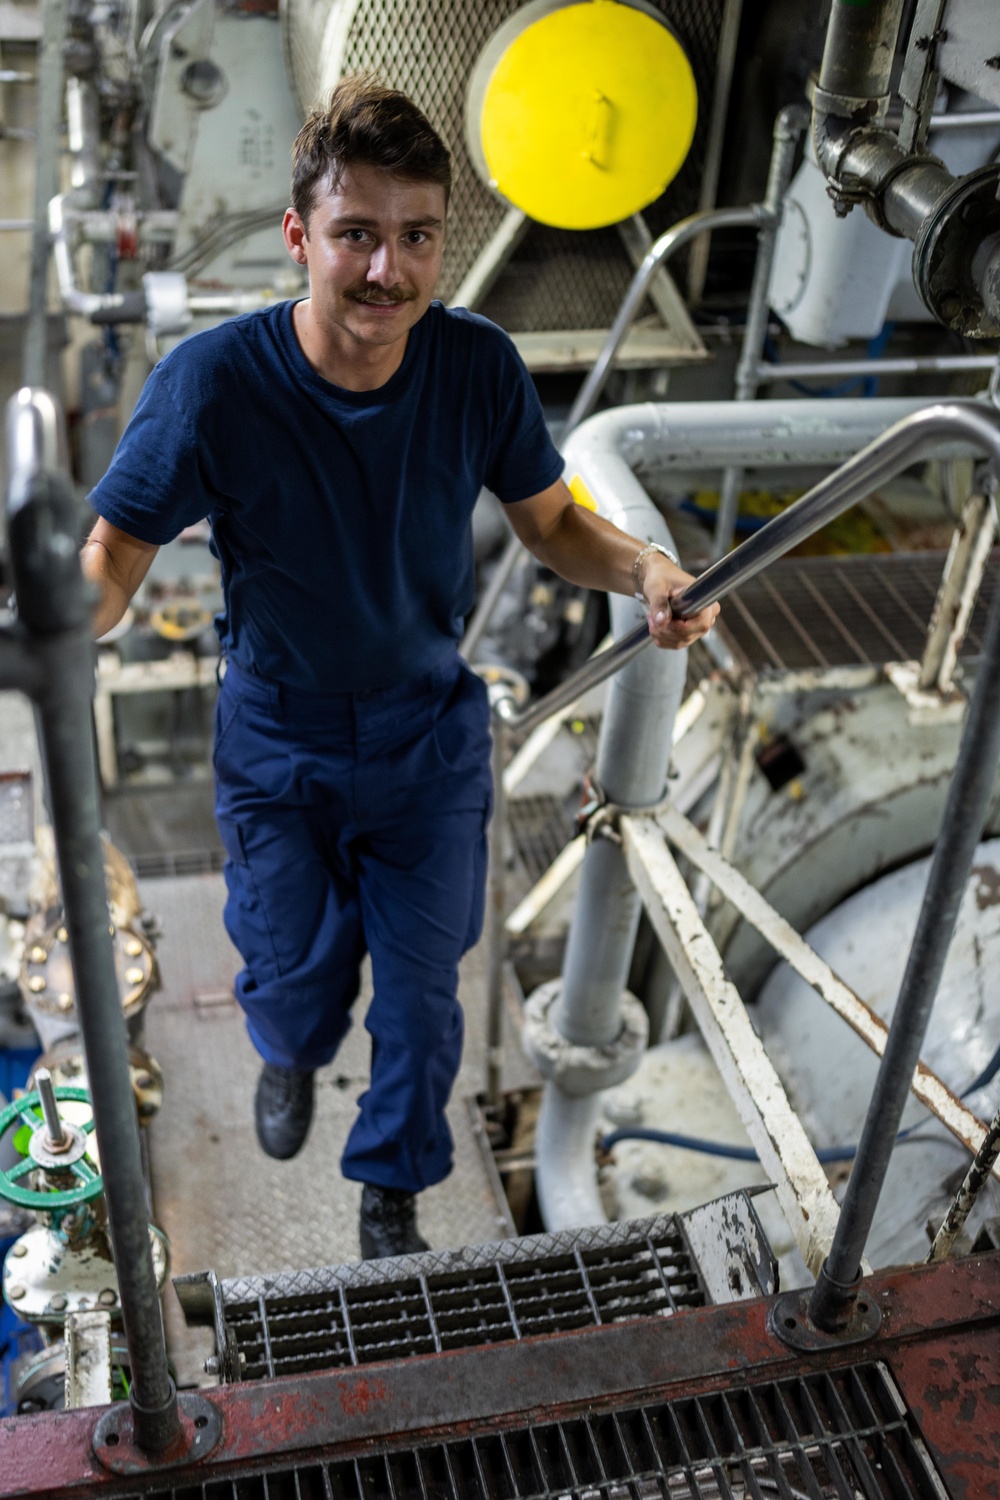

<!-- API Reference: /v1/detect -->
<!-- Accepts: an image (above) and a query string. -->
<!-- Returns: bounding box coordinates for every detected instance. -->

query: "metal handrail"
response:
[496,400,1000,737]
[1,388,183,1455]
[564,203,766,434]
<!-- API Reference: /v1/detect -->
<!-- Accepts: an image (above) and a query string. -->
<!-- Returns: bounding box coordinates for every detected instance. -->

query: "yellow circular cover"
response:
[478,0,697,230]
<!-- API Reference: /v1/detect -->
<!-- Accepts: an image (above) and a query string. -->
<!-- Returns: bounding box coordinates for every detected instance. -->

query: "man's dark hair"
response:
[291,74,452,226]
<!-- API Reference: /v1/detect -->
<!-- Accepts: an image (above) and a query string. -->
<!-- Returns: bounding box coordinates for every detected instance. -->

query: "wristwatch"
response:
[632,541,680,603]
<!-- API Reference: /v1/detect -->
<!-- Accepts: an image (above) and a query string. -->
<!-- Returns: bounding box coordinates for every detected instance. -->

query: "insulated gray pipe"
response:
[555,583,686,1049]
[535,496,685,1230]
[534,422,691,1229]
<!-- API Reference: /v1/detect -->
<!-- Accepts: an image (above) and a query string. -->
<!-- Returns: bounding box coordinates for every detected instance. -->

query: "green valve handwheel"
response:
[0,1077,103,1210]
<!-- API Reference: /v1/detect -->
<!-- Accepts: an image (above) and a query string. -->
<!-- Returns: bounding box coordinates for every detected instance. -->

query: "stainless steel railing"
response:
[494,400,1000,738]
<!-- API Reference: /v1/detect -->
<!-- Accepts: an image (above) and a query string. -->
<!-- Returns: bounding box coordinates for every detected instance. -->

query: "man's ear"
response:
[283,208,308,266]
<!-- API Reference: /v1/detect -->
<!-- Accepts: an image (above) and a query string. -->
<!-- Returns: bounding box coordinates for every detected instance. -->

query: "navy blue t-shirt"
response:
[88,299,563,692]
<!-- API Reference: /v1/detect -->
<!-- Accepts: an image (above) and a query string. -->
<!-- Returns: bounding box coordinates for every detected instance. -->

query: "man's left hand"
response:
[642,555,720,650]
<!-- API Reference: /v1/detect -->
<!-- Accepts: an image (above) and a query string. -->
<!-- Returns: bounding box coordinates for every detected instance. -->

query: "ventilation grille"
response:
[224,1224,703,1382]
[283,0,725,325]
[719,549,1000,674]
[125,1362,950,1500]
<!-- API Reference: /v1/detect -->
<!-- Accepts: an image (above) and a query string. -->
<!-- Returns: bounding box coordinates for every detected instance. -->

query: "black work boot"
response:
[359,1184,430,1259]
[254,1063,315,1159]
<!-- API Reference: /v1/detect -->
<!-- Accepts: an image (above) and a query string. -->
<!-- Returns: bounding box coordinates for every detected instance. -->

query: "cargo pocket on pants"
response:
[216,814,282,982]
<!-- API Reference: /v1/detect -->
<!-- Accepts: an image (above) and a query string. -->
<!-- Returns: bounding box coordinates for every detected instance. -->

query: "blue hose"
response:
[600,1044,999,1163]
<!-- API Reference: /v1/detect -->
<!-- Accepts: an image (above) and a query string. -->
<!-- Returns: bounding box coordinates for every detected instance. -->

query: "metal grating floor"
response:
[183,1217,705,1383]
[116,1362,948,1500]
[717,549,999,674]
[507,794,575,886]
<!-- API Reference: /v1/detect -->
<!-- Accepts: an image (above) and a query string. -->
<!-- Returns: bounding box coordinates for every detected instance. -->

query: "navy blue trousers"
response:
[213,655,493,1192]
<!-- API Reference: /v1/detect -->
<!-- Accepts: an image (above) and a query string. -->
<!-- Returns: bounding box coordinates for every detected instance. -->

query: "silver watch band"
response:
[632,541,679,602]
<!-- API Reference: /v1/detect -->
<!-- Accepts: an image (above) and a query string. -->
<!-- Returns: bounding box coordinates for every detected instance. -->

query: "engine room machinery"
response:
[1,0,1000,1493]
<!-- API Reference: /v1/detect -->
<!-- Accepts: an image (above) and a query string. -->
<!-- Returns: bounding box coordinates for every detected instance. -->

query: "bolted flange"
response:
[93,1387,221,1473]
[768,1284,883,1351]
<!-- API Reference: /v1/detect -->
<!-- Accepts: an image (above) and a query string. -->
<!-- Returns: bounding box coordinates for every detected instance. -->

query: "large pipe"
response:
[534,444,685,1230]
[3,390,181,1454]
[811,0,1000,336]
[816,0,906,118]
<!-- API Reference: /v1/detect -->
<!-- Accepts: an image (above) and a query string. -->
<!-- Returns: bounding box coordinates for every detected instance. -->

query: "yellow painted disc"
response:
[477,0,697,231]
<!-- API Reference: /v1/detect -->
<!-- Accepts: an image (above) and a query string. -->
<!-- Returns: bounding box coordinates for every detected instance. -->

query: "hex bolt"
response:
[203,1355,221,1375]
[34,1068,70,1152]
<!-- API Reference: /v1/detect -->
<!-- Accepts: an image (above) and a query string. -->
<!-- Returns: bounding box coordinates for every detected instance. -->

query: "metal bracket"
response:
[679,1190,778,1303]
[92,1390,222,1474]
[884,660,966,724]
[768,1285,883,1350]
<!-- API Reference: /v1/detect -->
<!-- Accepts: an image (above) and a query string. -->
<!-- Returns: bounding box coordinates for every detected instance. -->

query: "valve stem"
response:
[35,1067,69,1151]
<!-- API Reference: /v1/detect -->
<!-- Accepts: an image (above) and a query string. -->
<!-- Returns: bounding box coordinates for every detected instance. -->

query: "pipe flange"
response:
[913,164,1000,338]
[844,145,949,238]
[522,980,649,1096]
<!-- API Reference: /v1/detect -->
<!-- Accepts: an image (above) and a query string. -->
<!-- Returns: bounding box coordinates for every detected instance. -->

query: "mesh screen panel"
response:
[718,550,1000,674]
[122,1362,951,1500]
[283,0,726,324]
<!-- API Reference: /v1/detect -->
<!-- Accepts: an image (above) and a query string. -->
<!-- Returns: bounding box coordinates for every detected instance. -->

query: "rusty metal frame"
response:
[1,1252,996,1498]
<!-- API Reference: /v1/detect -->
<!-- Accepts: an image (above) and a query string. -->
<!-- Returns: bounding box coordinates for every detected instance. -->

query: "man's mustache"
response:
[348,286,417,305]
